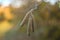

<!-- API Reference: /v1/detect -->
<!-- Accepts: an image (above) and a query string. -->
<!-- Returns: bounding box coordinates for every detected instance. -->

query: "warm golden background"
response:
[0,0,60,40]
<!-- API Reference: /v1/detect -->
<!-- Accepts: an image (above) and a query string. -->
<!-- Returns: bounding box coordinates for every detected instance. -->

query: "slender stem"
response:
[27,14,32,36]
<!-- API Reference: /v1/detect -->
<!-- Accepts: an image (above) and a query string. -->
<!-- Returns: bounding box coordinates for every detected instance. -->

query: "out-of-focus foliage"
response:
[32,1,60,40]
[0,0,60,40]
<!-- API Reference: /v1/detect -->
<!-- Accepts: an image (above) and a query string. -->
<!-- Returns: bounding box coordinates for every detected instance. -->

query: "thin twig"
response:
[30,13,34,32]
[27,14,32,36]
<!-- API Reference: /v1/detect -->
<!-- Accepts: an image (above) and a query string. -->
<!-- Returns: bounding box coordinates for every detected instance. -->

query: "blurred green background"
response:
[0,0,60,40]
